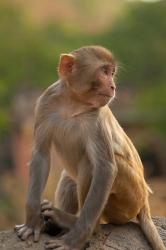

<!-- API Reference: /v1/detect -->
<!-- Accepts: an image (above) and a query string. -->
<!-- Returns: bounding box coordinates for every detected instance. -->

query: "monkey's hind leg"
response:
[137,201,166,250]
[42,171,78,235]
[41,200,77,230]
[55,170,78,215]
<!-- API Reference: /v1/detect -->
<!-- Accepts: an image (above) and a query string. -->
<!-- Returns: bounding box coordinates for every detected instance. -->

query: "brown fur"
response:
[15,46,165,250]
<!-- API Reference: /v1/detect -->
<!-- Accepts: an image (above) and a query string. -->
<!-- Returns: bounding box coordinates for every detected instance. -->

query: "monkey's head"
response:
[58,46,116,108]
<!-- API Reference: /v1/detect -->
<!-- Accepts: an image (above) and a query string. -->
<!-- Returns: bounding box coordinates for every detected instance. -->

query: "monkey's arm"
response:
[15,120,52,241]
[63,125,118,248]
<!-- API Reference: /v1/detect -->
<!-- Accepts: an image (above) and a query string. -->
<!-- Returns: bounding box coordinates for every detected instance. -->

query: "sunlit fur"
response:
[15,46,165,250]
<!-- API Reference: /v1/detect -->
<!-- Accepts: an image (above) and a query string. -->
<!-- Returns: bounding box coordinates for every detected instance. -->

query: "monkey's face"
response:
[88,63,116,107]
[58,46,116,108]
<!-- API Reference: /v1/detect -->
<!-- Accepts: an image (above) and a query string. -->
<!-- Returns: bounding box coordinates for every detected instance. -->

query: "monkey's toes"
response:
[41,199,50,205]
[45,239,81,250]
[42,210,54,218]
[45,239,65,249]
[41,200,53,212]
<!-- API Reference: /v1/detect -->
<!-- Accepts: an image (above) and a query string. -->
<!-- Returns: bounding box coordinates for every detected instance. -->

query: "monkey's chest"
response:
[53,118,86,177]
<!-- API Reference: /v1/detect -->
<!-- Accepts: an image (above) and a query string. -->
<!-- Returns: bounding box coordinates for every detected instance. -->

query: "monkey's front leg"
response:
[15,148,50,241]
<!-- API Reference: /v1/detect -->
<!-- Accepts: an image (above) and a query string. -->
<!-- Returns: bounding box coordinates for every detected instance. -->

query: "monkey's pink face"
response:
[67,63,116,108]
[87,64,116,108]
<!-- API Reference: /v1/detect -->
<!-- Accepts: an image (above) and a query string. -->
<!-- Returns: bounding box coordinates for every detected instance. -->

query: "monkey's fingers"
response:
[42,210,55,219]
[14,224,25,231]
[20,228,33,240]
[17,226,28,237]
[41,203,53,212]
[41,199,52,206]
[34,227,41,242]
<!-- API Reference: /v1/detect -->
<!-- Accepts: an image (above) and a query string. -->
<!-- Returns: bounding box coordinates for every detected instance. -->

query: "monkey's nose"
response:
[110,82,116,90]
[111,85,116,90]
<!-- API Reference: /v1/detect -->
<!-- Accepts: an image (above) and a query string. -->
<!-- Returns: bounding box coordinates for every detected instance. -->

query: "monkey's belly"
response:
[54,139,85,180]
[53,117,89,179]
[55,148,82,180]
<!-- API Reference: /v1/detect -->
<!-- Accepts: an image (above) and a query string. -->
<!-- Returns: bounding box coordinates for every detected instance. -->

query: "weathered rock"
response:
[0,217,166,250]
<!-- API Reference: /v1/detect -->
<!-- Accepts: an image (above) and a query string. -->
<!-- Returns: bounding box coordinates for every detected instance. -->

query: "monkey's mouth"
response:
[98,93,114,98]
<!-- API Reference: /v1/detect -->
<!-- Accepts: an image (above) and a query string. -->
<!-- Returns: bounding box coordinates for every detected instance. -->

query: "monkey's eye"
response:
[111,65,116,76]
[101,65,109,75]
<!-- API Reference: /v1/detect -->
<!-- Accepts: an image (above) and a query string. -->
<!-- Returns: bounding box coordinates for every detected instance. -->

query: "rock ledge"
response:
[0,217,166,250]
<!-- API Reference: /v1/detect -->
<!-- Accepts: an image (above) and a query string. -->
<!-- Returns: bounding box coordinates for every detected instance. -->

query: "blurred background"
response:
[0,0,166,230]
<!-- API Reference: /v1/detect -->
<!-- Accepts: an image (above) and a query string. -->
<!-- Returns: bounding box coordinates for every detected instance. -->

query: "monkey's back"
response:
[101,106,149,224]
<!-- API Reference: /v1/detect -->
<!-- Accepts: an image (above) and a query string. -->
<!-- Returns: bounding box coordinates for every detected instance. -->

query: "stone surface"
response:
[0,217,166,250]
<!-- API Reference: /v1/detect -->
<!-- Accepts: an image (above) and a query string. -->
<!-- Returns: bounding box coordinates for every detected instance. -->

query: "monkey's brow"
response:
[102,62,116,68]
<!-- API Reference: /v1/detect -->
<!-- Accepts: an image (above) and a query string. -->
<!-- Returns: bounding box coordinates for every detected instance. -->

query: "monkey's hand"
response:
[14,205,44,242]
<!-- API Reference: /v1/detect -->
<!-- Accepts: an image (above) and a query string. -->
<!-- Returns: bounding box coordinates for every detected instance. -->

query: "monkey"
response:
[15,46,166,250]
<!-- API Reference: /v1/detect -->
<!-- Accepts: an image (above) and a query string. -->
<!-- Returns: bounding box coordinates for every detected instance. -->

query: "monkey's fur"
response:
[15,46,166,250]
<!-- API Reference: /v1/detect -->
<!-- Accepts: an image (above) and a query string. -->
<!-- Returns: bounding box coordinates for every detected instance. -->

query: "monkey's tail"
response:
[137,202,166,250]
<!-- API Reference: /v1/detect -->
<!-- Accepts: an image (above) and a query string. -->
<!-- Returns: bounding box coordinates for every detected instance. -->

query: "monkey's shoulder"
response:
[36,81,61,106]
[34,82,65,121]
[100,107,141,162]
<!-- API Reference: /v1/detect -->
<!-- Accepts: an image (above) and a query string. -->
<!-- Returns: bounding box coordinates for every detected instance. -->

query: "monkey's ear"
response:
[58,54,75,77]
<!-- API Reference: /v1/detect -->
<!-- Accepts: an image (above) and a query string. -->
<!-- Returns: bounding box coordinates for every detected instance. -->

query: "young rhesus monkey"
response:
[15,46,166,250]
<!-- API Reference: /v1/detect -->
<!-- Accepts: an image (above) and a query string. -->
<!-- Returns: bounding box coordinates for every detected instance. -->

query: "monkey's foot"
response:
[41,200,66,236]
[41,199,55,220]
[41,199,53,212]
[41,199,59,225]
[45,239,80,250]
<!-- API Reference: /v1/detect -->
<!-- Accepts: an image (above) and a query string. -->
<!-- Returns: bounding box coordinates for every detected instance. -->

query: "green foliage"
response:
[0,1,92,136]
[97,1,166,87]
[96,1,166,134]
